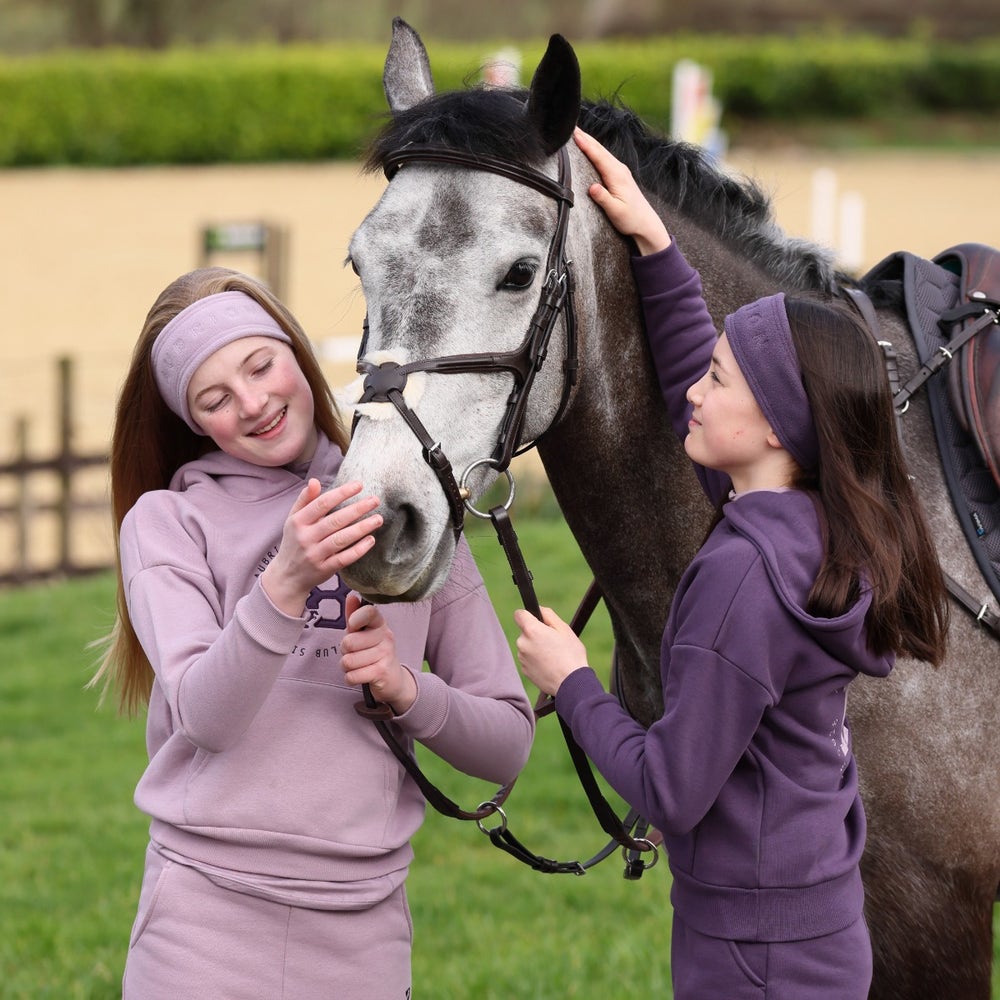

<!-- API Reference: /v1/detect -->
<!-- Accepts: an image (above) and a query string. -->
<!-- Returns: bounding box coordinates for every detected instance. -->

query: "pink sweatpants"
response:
[122,850,413,1000]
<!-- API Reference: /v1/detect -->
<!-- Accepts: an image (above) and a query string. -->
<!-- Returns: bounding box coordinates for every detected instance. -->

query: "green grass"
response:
[0,513,671,999]
[0,574,147,999]
[1,511,997,998]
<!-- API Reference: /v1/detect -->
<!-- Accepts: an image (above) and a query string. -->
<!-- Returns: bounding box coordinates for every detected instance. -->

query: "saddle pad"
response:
[864,250,1000,607]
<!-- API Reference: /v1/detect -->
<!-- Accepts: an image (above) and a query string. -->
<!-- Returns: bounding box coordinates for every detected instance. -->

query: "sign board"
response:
[200,220,287,298]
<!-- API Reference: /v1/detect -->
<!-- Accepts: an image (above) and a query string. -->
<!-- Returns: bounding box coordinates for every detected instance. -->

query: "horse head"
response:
[334,19,586,601]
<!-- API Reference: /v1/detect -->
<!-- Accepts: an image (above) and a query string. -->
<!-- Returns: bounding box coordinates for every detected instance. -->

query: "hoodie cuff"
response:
[235,578,306,654]
[631,240,699,295]
[554,666,605,721]
[391,666,448,737]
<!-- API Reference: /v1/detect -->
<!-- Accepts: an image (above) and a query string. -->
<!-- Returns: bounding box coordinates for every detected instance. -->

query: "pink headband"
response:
[151,291,292,434]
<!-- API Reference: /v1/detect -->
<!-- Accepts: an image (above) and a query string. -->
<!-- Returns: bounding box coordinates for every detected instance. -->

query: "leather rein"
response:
[350,143,658,878]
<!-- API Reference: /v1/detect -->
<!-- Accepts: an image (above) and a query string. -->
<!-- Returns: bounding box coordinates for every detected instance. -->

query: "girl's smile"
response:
[187,336,318,467]
[684,333,794,492]
[250,405,288,437]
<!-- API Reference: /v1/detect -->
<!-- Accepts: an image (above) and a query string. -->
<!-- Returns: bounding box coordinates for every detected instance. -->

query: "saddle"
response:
[860,242,1000,625]
[937,243,1000,488]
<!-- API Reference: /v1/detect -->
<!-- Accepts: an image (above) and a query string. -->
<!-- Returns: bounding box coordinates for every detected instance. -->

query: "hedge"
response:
[1,34,998,167]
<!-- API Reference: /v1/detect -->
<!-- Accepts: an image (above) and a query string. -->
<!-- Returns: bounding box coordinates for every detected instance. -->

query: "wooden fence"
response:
[0,357,111,586]
[0,348,549,589]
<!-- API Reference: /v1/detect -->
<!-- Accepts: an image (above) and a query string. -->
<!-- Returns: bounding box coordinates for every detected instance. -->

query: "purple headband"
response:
[724,292,819,470]
[151,291,292,434]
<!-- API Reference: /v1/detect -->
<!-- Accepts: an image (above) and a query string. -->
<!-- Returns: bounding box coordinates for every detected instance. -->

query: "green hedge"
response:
[1,34,999,167]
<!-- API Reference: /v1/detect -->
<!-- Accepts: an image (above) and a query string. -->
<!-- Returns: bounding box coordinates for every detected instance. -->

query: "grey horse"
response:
[337,20,1000,998]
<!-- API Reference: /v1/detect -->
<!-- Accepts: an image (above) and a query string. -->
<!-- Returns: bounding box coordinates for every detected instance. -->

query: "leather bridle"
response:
[353,143,579,539]
[350,142,659,878]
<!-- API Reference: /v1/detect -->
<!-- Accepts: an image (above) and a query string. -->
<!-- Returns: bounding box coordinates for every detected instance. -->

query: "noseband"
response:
[353,144,578,538]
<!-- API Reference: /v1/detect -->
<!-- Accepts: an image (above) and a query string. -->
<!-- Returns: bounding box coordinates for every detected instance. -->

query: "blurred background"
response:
[2,6,1000,999]
[2,0,1000,49]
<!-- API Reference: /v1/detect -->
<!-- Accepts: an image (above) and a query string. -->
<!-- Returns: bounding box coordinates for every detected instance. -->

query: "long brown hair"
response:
[785,296,949,665]
[91,267,350,715]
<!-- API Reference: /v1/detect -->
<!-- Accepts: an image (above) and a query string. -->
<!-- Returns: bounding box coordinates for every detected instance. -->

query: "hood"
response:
[723,490,893,679]
[169,432,341,502]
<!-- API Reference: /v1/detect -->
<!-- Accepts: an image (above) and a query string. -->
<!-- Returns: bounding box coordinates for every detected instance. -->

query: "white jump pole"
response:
[810,167,838,248]
[838,191,866,273]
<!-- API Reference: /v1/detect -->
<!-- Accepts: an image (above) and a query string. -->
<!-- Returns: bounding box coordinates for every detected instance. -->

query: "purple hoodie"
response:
[120,432,534,906]
[556,243,892,942]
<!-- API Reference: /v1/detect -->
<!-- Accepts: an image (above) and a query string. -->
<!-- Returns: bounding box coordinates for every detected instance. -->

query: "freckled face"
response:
[186,336,317,468]
[684,333,783,491]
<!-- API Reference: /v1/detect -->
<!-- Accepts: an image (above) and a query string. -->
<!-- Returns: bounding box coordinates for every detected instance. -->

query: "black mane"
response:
[366,89,839,292]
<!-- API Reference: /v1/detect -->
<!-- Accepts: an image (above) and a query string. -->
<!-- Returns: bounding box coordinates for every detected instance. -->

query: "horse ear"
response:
[525,34,581,155]
[383,17,435,113]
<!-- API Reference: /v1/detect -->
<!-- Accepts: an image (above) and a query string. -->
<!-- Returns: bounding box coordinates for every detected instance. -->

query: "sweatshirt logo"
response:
[304,576,352,630]
[829,688,851,774]
[256,544,352,630]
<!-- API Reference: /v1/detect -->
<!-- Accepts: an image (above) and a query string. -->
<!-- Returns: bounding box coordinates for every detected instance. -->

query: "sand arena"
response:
[1,149,998,568]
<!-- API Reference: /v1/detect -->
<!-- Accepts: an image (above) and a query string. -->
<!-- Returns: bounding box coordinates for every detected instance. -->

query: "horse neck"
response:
[539,192,782,568]
[536,219,709,725]
[535,192,798,722]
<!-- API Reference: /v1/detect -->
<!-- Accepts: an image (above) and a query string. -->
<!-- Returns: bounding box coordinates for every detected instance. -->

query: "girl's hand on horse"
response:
[261,479,383,617]
[574,128,672,257]
[341,593,417,714]
[514,606,590,697]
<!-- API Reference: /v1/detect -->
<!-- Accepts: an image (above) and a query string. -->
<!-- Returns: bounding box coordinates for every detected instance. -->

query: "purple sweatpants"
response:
[122,849,413,1000]
[671,913,872,999]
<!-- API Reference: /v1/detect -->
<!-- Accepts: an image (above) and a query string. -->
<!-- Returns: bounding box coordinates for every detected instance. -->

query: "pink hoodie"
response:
[120,433,533,906]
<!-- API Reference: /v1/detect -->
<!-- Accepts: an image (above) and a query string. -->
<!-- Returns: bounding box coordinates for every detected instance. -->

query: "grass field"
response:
[0,513,673,999]
[1,511,997,998]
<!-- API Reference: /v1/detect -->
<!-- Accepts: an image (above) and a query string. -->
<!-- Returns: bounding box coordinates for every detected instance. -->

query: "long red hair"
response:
[91,267,349,715]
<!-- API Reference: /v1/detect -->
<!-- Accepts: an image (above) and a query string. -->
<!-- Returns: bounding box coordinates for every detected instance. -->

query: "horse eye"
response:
[499,260,537,290]
[348,257,360,276]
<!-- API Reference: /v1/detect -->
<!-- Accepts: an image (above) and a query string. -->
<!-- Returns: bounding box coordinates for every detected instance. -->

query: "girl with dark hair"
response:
[516,131,948,1000]
[94,266,534,999]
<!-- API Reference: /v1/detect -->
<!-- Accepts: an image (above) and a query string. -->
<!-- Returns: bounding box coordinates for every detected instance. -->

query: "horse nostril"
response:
[378,502,423,559]
[395,502,422,538]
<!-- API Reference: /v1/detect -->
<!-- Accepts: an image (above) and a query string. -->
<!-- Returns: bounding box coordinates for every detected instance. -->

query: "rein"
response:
[351,142,658,878]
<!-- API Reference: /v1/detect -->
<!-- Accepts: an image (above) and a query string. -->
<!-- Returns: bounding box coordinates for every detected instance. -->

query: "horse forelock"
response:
[364,88,550,172]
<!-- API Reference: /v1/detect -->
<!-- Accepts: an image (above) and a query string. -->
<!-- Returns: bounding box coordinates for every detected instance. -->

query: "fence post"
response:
[14,416,29,584]
[56,356,74,575]
[0,357,113,586]
[264,224,288,302]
